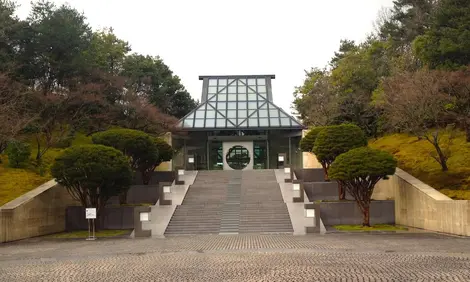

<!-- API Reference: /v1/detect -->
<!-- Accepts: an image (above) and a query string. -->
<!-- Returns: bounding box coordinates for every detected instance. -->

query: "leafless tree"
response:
[382,69,454,171]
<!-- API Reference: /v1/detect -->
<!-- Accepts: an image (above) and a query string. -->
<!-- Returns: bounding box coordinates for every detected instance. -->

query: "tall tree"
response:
[0,0,24,72]
[380,0,438,51]
[122,54,196,118]
[413,0,470,70]
[83,28,131,75]
[17,1,92,92]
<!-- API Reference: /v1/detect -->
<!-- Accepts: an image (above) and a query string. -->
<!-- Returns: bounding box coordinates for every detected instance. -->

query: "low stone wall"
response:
[133,171,175,185]
[0,180,78,243]
[108,185,159,205]
[319,201,395,226]
[294,168,325,182]
[66,206,135,231]
[373,168,470,236]
[304,182,354,201]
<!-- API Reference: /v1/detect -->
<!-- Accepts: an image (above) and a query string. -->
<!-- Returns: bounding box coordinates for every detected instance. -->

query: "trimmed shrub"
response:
[6,140,31,168]
[51,144,132,223]
[299,126,327,152]
[313,123,367,174]
[329,147,397,226]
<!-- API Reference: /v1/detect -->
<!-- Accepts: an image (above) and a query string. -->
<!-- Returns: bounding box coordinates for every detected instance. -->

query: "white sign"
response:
[178,169,185,176]
[85,208,96,219]
[284,167,291,174]
[188,157,194,164]
[163,186,171,193]
[140,212,149,222]
[305,209,315,218]
[278,156,284,162]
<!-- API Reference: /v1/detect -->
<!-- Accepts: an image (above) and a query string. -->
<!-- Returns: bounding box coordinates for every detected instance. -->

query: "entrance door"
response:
[222,141,253,170]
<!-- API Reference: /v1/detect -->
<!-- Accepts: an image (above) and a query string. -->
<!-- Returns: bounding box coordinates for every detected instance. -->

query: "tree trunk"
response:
[322,164,329,181]
[362,207,370,227]
[142,170,152,185]
[465,123,470,143]
[338,182,345,200]
[433,142,449,172]
[118,191,128,205]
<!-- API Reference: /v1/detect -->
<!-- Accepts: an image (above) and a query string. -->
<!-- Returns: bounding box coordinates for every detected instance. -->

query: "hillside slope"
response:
[369,132,470,200]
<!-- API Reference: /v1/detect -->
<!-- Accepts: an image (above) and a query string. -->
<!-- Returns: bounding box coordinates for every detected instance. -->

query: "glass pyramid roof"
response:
[179,76,303,130]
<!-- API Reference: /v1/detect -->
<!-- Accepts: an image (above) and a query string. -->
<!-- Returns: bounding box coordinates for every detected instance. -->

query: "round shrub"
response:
[92,129,155,168]
[154,138,173,164]
[329,147,397,181]
[6,140,31,168]
[51,144,132,210]
[299,126,327,152]
[329,147,397,226]
[313,123,367,171]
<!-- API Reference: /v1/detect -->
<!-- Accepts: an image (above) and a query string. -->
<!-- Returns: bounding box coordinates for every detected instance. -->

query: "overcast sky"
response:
[15,0,394,113]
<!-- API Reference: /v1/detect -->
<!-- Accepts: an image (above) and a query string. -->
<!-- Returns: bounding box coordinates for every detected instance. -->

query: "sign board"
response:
[140,212,149,222]
[188,157,194,164]
[85,208,96,219]
[278,156,284,162]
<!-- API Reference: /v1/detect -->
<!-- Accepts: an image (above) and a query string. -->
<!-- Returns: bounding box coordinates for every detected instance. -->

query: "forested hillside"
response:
[294,0,470,198]
[0,0,196,205]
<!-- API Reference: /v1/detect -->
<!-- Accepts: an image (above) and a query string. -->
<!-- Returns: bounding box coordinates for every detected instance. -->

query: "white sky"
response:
[15,0,394,114]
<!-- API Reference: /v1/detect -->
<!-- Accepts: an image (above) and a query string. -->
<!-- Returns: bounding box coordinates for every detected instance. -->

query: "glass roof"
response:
[179,77,303,130]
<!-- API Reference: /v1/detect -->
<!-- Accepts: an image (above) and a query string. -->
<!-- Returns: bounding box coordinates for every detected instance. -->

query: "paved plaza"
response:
[1,233,470,281]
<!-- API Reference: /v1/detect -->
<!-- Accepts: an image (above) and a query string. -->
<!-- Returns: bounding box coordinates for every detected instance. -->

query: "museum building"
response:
[172,75,305,170]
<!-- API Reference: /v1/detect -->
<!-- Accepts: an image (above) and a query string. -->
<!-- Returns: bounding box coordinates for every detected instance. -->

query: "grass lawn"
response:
[334,224,407,231]
[369,131,470,200]
[48,229,131,239]
[0,133,92,207]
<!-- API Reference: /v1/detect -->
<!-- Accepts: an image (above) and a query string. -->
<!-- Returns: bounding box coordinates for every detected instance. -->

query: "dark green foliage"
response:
[6,140,31,168]
[92,129,173,185]
[51,144,132,214]
[313,124,368,172]
[122,54,197,118]
[329,147,397,181]
[154,138,174,165]
[299,127,327,152]
[413,0,470,70]
[92,129,155,169]
[329,147,397,226]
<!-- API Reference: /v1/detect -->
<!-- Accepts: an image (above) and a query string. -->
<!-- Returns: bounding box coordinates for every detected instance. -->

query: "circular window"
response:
[226,145,250,170]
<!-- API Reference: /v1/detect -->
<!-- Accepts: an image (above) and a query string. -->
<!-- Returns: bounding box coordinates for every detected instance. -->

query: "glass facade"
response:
[180,77,303,130]
[174,75,304,170]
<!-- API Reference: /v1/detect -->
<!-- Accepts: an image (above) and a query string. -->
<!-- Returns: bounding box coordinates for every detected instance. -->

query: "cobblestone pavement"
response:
[1,233,470,281]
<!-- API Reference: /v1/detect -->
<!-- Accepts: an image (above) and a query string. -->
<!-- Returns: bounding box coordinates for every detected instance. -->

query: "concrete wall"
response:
[294,168,325,182]
[66,206,135,231]
[304,182,354,201]
[373,168,470,236]
[303,152,322,169]
[320,201,395,226]
[0,180,78,243]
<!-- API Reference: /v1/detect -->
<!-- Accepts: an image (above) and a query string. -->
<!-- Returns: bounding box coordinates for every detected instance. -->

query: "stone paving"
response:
[1,233,470,281]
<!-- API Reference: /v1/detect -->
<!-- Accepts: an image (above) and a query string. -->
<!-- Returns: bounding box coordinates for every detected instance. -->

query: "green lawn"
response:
[369,131,470,200]
[334,224,407,231]
[48,229,131,239]
[0,133,92,206]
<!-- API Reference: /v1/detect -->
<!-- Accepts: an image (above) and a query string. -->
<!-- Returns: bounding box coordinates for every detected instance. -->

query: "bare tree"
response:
[0,74,36,153]
[382,69,454,171]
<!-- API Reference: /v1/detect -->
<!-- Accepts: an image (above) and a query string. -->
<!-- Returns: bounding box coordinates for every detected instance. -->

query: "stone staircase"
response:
[164,170,293,235]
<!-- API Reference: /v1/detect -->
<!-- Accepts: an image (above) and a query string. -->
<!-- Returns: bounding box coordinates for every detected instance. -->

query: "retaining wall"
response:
[0,180,78,243]
[373,168,470,236]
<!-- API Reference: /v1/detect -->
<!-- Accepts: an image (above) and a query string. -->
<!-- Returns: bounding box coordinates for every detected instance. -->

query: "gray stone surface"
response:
[320,201,395,226]
[1,233,470,281]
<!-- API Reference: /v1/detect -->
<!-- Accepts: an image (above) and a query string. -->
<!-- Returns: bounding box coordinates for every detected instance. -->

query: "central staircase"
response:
[164,170,293,235]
